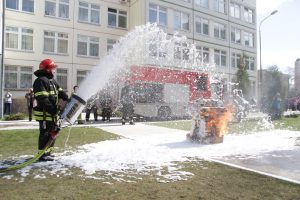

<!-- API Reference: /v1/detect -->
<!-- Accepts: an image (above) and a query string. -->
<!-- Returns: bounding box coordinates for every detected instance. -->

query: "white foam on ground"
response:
[2,124,300,182]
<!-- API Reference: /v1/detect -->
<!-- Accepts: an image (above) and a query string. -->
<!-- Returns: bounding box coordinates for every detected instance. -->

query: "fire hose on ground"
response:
[0,94,86,173]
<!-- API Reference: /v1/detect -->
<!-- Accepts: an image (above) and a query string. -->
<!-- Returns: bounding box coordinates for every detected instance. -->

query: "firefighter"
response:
[120,80,135,125]
[100,89,113,121]
[33,58,69,161]
[85,94,98,122]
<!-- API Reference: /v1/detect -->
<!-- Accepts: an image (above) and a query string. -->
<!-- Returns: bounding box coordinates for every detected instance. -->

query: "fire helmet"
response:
[39,59,57,73]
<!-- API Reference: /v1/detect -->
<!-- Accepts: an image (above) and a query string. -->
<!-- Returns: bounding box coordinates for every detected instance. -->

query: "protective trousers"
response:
[38,121,56,150]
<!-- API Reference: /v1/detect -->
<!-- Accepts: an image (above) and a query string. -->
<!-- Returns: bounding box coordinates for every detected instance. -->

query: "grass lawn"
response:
[0,119,300,199]
[148,116,300,133]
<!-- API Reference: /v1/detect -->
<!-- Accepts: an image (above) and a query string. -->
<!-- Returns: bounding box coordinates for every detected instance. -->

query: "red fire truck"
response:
[125,65,220,119]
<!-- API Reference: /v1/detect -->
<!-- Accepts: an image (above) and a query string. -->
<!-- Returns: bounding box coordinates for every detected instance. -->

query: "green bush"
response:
[4,113,26,121]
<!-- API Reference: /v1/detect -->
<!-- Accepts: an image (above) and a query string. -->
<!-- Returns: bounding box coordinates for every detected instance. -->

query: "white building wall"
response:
[3,0,257,99]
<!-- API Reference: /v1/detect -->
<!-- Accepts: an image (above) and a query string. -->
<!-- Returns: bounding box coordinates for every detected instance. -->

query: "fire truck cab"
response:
[126,65,215,119]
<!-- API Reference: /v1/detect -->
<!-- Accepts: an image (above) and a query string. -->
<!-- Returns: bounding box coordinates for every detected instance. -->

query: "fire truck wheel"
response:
[158,106,171,120]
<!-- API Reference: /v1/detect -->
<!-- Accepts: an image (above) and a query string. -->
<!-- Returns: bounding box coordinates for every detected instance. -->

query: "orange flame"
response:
[199,105,233,137]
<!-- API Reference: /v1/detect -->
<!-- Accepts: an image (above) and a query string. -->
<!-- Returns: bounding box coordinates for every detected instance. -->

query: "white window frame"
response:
[5,0,34,13]
[55,68,68,90]
[195,0,209,8]
[231,53,241,68]
[196,46,209,64]
[5,26,33,51]
[245,56,255,70]
[214,49,227,67]
[78,1,100,24]
[43,31,68,54]
[4,65,33,89]
[174,42,189,61]
[244,7,254,23]
[174,11,190,31]
[149,3,167,27]
[77,35,100,57]
[244,31,254,47]
[231,27,241,44]
[213,0,225,14]
[195,16,209,36]
[77,70,90,85]
[230,2,240,18]
[108,8,127,29]
[45,0,69,19]
[214,22,226,40]
[107,39,116,53]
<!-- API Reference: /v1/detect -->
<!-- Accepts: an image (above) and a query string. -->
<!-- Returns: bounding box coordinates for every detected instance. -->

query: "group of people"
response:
[84,80,136,125]
[3,88,35,120]
[84,89,114,122]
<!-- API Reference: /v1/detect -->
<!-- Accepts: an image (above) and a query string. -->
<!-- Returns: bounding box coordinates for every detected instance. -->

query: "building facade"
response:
[3,0,257,100]
[295,58,300,94]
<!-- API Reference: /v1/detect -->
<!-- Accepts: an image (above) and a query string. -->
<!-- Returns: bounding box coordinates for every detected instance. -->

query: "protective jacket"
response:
[33,69,68,121]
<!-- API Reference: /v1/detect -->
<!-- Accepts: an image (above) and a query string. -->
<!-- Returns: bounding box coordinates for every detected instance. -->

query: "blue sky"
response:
[257,0,300,73]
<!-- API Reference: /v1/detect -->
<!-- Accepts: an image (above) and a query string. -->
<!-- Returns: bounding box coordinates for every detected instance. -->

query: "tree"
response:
[235,53,250,98]
[266,65,288,100]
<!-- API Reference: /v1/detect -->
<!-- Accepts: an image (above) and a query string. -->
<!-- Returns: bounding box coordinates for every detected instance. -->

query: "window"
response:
[149,34,167,58]
[77,35,99,57]
[195,16,209,35]
[214,22,226,40]
[44,31,68,54]
[78,2,100,24]
[4,65,33,89]
[45,0,69,19]
[108,8,127,29]
[214,49,226,67]
[213,0,225,13]
[231,53,241,68]
[244,7,254,23]
[197,75,208,91]
[245,56,255,70]
[196,46,209,63]
[174,42,189,61]
[174,11,189,31]
[134,82,163,103]
[231,27,241,44]
[107,39,116,53]
[77,70,90,85]
[230,2,240,18]
[6,0,34,13]
[244,31,254,47]
[56,68,68,90]
[195,0,209,8]
[149,4,167,27]
[5,26,33,51]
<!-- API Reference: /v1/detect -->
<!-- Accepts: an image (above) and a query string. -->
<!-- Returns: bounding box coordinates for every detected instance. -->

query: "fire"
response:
[199,105,233,137]
[216,105,233,137]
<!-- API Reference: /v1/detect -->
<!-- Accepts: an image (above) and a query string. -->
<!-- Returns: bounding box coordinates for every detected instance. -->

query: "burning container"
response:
[186,106,232,144]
